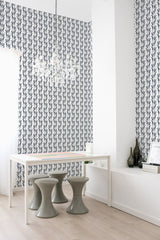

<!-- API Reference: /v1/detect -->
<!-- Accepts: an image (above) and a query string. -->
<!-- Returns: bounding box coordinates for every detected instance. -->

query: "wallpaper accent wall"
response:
[0,1,92,188]
[135,0,160,159]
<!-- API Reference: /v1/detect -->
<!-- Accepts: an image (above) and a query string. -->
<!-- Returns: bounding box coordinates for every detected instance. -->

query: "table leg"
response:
[9,159,12,208]
[107,156,111,206]
[24,164,29,225]
[82,161,86,196]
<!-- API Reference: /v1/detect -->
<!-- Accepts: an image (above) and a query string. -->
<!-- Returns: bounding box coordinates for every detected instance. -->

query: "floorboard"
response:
[0,184,160,240]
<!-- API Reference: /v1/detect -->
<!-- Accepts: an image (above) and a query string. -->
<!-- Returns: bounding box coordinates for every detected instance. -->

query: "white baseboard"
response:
[85,191,108,205]
[112,201,160,227]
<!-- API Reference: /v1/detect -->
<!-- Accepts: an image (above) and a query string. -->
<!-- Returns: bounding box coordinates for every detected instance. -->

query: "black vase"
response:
[133,138,141,166]
[127,147,134,168]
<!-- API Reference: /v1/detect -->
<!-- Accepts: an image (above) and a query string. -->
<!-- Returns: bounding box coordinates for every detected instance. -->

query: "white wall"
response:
[115,0,135,167]
[8,0,135,168]
[7,0,92,21]
[92,0,116,167]
[86,165,109,204]
[0,48,20,195]
[92,0,135,168]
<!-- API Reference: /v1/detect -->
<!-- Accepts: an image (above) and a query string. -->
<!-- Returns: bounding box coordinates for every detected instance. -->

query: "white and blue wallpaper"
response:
[0,1,92,188]
[135,0,160,159]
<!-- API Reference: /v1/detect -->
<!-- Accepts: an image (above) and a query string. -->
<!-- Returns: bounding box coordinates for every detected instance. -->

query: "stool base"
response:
[35,178,58,218]
[50,172,68,204]
[66,176,89,215]
[36,208,58,218]
[52,190,68,204]
[66,203,89,215]
[29,174,48,210]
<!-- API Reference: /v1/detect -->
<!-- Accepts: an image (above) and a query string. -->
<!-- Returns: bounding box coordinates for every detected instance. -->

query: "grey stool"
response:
[28,174,48,210]
[35,178,58,218]
[66,176,89,214]
[49,171,68,203]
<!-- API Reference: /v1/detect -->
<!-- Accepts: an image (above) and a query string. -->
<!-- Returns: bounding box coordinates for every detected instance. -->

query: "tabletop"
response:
[10,152,110,165]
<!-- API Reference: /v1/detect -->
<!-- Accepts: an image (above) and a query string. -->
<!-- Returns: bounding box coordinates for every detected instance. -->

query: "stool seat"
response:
[35,178,58,218]
[36,178,58,185]
[49,171,68,203]
[66,176,89,215]
[67,176,89,183]
[28,174,48,210]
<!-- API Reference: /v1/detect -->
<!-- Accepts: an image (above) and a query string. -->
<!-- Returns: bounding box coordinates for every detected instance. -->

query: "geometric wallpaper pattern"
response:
[0,1,92,188]
[135,0,160,159]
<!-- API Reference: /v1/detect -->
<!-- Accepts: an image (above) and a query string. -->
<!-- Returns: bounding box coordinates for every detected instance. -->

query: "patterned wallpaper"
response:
[0,1,92,188]
[135,0,160,159]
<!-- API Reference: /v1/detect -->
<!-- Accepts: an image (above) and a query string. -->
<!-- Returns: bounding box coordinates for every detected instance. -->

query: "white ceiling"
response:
[7,0,93,22]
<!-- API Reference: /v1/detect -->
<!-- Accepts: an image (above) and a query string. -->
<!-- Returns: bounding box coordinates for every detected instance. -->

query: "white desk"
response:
[9,152,111,224]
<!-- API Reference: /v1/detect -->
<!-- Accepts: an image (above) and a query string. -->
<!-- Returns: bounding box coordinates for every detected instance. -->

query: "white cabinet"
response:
[112,168,160,226]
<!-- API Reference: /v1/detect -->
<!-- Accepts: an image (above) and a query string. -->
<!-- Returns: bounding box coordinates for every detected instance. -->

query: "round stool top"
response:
[35,178,58,185]
[49,171,67,177]
[29,174,48,180]
[67,176,89,183]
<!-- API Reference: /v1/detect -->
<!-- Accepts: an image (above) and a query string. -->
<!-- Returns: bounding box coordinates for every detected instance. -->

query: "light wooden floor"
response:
[0,184,160,240]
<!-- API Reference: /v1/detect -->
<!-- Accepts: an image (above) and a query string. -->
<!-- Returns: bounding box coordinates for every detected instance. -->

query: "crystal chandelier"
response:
[33,0,79,86]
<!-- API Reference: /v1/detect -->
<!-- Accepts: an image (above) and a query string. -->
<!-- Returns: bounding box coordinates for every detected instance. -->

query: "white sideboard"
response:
[112,168,160,226]
[86,165,160,226]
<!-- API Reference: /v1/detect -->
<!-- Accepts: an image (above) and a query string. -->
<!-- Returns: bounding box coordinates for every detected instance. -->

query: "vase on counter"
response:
[127,147,134,168]
[133,138,141,166]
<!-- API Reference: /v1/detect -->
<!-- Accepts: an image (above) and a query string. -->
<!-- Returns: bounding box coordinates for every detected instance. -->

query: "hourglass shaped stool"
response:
[35,178,58,218]
[66,176,89,214]
[28,174,48,210]
[49,171,68,203]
